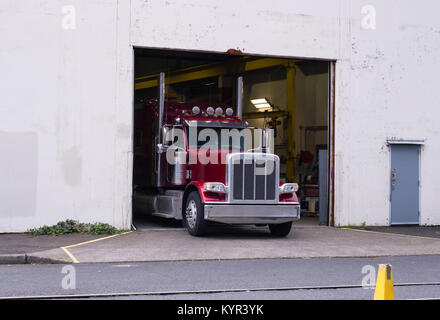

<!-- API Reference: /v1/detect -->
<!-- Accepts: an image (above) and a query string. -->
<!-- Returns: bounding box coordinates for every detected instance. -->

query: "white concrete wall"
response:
[1,0,439,231]
[334,0,440,226]
[0,0,133,232]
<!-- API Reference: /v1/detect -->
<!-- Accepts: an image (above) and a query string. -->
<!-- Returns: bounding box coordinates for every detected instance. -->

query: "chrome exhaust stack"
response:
[236,76,243,119]
[155,72,165,187]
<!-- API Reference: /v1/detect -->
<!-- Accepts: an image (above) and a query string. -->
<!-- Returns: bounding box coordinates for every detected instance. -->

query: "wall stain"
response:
[62,146,82,187]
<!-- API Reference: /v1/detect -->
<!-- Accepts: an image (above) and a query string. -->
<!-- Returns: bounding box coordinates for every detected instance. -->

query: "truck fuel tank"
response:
[170,149,187,185]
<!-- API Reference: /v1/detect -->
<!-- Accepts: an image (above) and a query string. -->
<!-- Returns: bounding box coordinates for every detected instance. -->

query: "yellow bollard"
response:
[374,264,395,300]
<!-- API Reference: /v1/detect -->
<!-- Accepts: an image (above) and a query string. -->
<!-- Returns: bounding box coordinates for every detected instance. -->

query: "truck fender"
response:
[183,182,206,205]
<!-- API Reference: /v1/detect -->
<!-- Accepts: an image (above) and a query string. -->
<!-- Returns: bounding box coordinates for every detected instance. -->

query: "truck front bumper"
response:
[204,203,300,224]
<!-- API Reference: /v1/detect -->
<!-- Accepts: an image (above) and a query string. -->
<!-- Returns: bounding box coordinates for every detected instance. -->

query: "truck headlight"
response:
[279,183,299,194]
[203,182,228,194]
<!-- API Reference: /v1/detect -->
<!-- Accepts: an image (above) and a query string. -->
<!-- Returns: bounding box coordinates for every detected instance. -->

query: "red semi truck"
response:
[133,74,300,236]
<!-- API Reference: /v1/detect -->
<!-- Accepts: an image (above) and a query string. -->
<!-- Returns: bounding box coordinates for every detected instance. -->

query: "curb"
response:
[3,252,440,265]
[0,254,26,264]
[0,253,65,265]
[26,254,66,264]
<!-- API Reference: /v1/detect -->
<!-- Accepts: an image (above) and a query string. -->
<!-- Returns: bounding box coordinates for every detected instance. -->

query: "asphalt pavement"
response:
[99,285,440,300]
[1,255,440,300]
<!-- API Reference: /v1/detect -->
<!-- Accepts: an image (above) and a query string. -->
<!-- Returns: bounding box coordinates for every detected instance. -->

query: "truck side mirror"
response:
[262,129,274,154]
[162,126,171,145]
[157,143,168,154]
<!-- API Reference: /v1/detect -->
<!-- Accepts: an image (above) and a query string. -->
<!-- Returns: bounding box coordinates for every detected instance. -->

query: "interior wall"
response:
[243,76,286,140]
[295,69,329,156]
[242,66,328,182]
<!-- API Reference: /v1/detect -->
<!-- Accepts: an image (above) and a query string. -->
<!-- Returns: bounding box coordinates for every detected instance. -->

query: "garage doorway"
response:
[132,48,333,229]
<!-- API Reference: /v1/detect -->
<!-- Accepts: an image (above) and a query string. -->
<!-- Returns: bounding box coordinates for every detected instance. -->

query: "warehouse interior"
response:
[132,48,331,229]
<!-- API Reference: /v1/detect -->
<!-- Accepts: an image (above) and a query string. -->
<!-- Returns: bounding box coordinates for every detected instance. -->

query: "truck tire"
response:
[183,191,208,236]
[269,222,292,237]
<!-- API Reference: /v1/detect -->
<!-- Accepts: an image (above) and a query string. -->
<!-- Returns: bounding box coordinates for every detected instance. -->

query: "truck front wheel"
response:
[269,222,292,237]
[183,191,207,236]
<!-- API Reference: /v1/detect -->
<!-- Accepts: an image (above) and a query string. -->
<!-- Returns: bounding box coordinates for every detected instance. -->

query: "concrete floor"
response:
[27,221,440,264]
[132,215,185,231]
[0,233,104,255]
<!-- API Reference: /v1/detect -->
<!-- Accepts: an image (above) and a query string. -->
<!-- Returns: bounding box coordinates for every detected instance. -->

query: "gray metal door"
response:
[390,144,420,225]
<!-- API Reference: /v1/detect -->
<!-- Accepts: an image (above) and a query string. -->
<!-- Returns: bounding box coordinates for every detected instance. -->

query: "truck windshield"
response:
[187,127,248,151]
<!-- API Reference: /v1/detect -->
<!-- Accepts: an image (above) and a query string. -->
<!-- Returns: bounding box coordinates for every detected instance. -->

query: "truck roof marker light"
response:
[215,107,223,116]
[192,106,200,116]
[206,107,215,116]
[225,108,234,117]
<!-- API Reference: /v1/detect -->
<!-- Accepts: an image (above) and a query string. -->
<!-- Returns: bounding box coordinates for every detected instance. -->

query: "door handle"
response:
[391,168,396,189]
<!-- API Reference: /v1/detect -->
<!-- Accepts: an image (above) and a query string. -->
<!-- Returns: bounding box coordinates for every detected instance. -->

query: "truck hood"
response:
[188,148,240,184]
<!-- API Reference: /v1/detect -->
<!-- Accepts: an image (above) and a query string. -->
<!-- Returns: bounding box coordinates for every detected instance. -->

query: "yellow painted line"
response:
[341,227,440,241]
[60,247,79,264]
[63,231,132,249]
[60,231,132,264]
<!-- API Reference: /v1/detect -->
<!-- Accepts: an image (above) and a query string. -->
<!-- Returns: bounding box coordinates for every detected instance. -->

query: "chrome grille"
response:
[227,153,279,203]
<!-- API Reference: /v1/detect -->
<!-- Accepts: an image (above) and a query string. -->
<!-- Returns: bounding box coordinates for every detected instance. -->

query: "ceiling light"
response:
[251,98,268,105]
[254,103,271,109]
[251,98,272,109]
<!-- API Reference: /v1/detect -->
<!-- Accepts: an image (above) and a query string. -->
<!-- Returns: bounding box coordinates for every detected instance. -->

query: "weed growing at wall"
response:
[28,219,125,235]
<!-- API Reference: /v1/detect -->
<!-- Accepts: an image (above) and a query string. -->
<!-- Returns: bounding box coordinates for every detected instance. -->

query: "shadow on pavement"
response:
[360,226,440,238]
[133,214,322,239]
